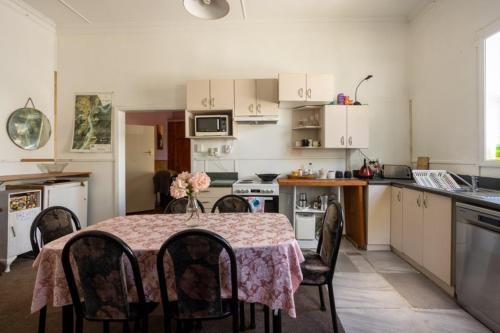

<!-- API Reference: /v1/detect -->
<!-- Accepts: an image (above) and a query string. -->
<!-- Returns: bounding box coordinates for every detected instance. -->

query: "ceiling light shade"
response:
[183,0,230,20]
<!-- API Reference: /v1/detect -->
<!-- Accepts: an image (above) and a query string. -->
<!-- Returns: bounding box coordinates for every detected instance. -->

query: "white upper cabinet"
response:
[234,79,257,117]
[321,105,369,149]
[307,74,335,102]
[279,73,334,103]
[187,80,210,110]
[235,79,279,118]
[187,79,234,111]
[346,105,369,149]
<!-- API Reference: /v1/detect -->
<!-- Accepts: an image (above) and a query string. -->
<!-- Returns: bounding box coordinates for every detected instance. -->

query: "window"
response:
[484,29,500,160]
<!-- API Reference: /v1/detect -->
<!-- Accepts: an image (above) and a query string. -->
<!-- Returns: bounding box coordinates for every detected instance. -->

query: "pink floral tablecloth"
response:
[31,213,304,317]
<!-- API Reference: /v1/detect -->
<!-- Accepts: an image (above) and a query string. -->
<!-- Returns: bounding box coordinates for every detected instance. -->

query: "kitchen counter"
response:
[277,178,367,187]
[0,172,91,185]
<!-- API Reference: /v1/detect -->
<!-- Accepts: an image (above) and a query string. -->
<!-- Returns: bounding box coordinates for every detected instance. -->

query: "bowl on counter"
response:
[37,162,68,173]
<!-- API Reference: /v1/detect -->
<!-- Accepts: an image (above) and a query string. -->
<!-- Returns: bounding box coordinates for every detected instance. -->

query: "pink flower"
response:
[170,177,188,198]
[189,172,211,193]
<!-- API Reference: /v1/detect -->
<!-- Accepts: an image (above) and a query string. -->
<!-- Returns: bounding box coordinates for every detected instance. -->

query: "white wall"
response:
[409,0,500,176]
[56,19,411,222]
[0,0,57,174]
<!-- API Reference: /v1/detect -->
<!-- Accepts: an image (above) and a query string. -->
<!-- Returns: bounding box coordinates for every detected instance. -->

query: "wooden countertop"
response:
[277,178,367,187]
[0,172,91,184]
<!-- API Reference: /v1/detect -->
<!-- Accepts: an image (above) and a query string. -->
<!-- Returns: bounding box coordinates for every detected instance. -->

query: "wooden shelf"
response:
[290,146,324,149]
[0,172,91,185]
[296,208,326,214]
[292,126,321,130]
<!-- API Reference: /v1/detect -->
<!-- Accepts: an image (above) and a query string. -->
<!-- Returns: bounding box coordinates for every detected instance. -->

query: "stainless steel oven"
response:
[194,115,229,136]
[455,202,500,332]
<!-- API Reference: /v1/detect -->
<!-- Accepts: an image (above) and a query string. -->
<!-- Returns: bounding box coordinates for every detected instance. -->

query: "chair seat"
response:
[300,250,330,285]
[81,301,158,321]
[168,298,234,320]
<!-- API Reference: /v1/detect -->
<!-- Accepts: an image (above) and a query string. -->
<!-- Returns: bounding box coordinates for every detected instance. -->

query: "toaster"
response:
[382,165,412,180]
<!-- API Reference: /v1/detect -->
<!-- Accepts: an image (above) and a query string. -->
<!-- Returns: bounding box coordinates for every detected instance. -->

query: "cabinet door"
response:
[390,187,403,252]
[322,105,347,148]
[187,80,210,110]
[256,79,279,116]
[234,79,256,117]
[423,193,452,285]
[210,79,234,110]
[367,185,391,247]
[306,74,335,102]
[47,183,89,228]
[402,188,424,265]
[279,73,306,101]
[346,105,369,148]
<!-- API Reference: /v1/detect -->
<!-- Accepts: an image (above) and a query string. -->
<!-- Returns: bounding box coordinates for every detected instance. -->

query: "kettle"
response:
[358,159,374,179]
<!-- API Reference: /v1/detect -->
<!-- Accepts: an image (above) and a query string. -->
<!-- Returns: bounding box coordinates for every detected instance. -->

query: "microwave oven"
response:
[194,115,229,136]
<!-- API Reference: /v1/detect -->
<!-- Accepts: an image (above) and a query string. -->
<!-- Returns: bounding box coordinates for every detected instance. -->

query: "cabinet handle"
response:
[256,104,261,113]
[340,136,345,146]
[298,88,304,98]
[11,226,16,238]
[417,195,421,207]
[202,98,208,107]
[397,191,401,202]
[210,97,215,107]
[249,104,254,112]
[348,136,353,146]
[423,195,428,208]
[306,88,312,98]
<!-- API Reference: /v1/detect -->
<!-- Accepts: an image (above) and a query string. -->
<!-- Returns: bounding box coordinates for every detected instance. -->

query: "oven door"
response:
[245,196,279,213]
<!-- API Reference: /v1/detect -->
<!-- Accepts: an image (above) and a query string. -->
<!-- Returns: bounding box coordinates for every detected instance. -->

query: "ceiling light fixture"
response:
[183,0,230,20]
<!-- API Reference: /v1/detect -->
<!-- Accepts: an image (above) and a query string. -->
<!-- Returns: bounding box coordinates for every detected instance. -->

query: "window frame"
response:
[479,19,500,166]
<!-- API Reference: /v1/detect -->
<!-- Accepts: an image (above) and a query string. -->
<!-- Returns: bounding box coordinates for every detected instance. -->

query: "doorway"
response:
[123,110,190,214]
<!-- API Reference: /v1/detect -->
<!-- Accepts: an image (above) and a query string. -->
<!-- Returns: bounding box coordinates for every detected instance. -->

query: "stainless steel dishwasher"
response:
[456,202,500,332]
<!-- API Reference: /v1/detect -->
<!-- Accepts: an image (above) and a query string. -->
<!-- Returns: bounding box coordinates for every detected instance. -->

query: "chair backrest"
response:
[30,206,81,256]
[61,230,147,321]
[211,195,251,213]
[316,201,344,279]
[164,197,205,214]
[157,229,239,320]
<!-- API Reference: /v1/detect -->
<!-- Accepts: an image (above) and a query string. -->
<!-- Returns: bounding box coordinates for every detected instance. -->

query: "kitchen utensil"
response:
[312,141,319,147]
[298,193,308,208]
[320,195,329,211]
[344,171,353,178]
[335,171,344,179]
[318,168,326,179]
[357,159,373,179]
[416,157,430,170]
[287,174,315,179]
[327,171,336,179]
[382,164,412,179]
[255,173,279,182]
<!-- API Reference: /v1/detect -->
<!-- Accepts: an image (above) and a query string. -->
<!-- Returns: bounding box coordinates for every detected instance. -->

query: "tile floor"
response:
[335,240,491,333]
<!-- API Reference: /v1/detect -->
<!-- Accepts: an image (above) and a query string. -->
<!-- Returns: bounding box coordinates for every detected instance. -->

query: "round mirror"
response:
[7,106,51,150]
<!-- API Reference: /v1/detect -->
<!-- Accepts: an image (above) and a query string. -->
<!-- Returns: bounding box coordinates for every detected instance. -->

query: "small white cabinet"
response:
[234,79,278,118]
[321,105,369,149]
[390,186,403,252]
[279,73,334,103]
[187,79,234,111]
[366,185,391,250]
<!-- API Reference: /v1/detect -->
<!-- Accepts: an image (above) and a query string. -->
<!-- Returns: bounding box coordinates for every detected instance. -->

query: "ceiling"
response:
[23,0,429,27]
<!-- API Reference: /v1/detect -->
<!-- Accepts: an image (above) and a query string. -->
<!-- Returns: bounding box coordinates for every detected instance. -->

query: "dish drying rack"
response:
[412,170,461,191]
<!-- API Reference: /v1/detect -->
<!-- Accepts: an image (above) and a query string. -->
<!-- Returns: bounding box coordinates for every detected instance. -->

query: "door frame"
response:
[114,106,184,216]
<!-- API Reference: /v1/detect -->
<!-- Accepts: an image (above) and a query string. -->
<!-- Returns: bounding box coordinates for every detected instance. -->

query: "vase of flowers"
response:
[170,171,211,226]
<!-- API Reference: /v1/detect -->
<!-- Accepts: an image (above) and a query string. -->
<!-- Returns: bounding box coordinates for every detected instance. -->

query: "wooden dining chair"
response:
[163,197,205,214]
[30,206,81,333]
[61,230,157,333]
[211,195,251,213]
[156,229,239,333]
[211,194,255,331]
[299,202,344,333]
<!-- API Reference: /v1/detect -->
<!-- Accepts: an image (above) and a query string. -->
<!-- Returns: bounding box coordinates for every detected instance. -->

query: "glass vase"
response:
[185,194,202,227]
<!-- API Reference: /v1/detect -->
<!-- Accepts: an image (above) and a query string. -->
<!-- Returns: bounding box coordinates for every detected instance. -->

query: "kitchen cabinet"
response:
[321,105,369,149]
[390,186,403,252]
[366,185,391,250]
[187,79,234,111]
[422,192,452,285]
[279,73,334,103]
[402,188,424,265]
[234,79,278,118]
[197,187,232,213]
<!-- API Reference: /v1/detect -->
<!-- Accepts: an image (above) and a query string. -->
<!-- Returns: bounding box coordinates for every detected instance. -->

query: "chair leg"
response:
[327,282,339,333]
[318,285,326,311]
[142,316,149,333]
[272,310,282,333]
[239,301,246,331]
[75,315,83,333]
[249,303,256,329]
[103,321,110,333]
[123,321,130,333]
[62,304,74,333]
[38,306,47,333]
[263,306,270,333]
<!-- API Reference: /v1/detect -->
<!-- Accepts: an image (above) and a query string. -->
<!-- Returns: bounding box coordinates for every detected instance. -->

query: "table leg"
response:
[62,304,74,333]
[272,309,281,333]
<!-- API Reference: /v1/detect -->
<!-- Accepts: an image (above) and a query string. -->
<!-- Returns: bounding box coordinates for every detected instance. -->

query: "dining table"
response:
[31,212,305,332]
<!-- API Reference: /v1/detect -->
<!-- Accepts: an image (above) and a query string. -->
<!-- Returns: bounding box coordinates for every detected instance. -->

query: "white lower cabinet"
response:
[399,187,452,287]
[197,187,232,213]
[390,186,403,252]
[366,185,391,250]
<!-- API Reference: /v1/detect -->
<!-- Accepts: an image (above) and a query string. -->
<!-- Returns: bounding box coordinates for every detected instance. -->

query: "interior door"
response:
[186,80,210,110]
[346,105,369,148]
[210,79,234,110]
[256,79,279,116]
[168,121,191,173]
[234,79,256,117]
[306,74,334,102]
[278,73,306,101]
[126,125,155,213]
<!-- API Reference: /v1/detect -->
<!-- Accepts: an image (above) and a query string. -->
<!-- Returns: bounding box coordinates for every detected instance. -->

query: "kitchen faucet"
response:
[448,171,479,192]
